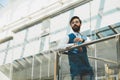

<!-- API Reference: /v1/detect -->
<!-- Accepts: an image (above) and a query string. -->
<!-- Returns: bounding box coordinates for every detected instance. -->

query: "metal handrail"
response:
[89,56,118,64]
[52,33,120,65]
[57,33,120,52]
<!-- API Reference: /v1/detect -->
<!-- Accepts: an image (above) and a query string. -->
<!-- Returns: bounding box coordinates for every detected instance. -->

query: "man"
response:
[58,16,94,80]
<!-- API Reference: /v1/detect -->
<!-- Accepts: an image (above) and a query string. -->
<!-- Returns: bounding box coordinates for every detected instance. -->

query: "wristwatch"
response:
[82,39,85,43]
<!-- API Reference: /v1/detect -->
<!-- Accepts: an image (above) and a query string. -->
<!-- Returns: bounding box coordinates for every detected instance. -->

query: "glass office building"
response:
[0,0,120,80]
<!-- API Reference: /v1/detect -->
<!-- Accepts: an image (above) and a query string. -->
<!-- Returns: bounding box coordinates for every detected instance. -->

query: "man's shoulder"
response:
[68,33,74,35]
[68,33,76,37]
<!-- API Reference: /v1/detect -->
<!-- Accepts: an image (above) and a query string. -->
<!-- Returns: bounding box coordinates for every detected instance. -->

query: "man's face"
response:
[70,18,81,32]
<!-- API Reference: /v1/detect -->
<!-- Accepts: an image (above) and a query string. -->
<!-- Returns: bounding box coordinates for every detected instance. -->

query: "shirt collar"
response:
[73,32,82,36]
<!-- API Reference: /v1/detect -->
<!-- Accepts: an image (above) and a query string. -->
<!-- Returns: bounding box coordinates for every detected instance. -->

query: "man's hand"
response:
[66,44,77,50]
[74,38,83,42]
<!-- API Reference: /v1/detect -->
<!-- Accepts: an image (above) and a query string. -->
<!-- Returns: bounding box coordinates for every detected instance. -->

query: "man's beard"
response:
[72,25,80,32]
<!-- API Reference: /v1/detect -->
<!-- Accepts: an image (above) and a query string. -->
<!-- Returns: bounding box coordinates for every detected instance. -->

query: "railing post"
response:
[54,51,60,80]
[116,35,120,80]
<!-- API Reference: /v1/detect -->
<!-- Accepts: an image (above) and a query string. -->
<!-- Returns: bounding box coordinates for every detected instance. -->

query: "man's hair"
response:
[70,16,82,25]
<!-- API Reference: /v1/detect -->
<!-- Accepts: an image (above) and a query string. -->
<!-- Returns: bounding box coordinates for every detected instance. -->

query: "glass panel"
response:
[98,29,115,37]
[42,36,50,51]
[59,37,118,80]
[23,40,40,57]
[115,27,120,33]
[27,24,42,40]
[92,39,118,79]
[11,0,30,21]
[101,12,120,27]
[29,0,58,14]
[50,30,67,42]
[12,47,22,60]
[29,0,43,14]
[0,42,8,51]
[103,0,120,12]
[59,54,71,80]
[40,54,49,79]
[81,19,97,32]
[33,52,55,80]
[0,52,5,65]
[96,38,117,62]
[74,2,93,20]
[12,56,33,80]
[32,55,41,80]
[9,30,26,47]
[74,1,99,32]
[5,49,13,64]
[50,11,70,33]
[0,63,12,80]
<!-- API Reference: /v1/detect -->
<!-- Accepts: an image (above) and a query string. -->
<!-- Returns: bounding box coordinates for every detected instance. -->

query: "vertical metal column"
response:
[54,51,60,80]
[116,35,120,80]
[3,41,10,64]
[39,18,50,51]
[94,1,105,79]
[21,29,28,58]
[116,35,120,64]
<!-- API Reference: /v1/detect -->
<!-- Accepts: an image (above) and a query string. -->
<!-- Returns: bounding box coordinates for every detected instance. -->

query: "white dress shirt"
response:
[57,32,91,49]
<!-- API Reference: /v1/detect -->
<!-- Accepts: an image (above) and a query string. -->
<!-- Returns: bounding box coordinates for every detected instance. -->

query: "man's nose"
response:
[73,24,77,26]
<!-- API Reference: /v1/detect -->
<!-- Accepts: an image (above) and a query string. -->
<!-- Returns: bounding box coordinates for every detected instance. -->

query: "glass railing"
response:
[57,34,120,80]
[0,33,120,80]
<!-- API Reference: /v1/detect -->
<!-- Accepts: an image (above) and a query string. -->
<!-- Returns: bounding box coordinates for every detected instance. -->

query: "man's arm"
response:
[57,35,69,49]
[73,37,94,49]
[57,35,74,50]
